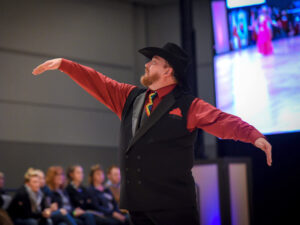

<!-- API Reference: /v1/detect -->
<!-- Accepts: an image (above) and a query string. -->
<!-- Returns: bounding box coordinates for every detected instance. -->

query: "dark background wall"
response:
[0,140,118,187]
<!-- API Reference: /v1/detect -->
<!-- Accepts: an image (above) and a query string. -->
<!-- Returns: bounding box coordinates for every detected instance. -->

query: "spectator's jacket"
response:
[7,185,47,220]
[65,184,94,210]
[88,185,121,216]
[50,188,74,213]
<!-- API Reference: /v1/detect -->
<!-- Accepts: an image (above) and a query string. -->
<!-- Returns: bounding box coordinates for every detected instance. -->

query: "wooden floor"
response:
[214,36,300,134]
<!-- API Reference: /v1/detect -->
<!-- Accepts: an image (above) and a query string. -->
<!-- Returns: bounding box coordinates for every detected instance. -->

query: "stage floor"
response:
[214,36,300,134]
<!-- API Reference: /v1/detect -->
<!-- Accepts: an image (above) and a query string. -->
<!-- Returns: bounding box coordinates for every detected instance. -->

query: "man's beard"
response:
[140,70,160,87]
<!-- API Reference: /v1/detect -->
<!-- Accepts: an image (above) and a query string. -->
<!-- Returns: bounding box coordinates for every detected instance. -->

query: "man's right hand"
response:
[32,58,62,75]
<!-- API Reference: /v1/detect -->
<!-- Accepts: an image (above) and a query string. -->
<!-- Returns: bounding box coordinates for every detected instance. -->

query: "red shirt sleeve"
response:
[187,98,266,145]
[58,59,136,120]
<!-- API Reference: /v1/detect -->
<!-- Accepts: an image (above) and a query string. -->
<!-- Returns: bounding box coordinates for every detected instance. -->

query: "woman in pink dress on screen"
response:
[257,6,273,55]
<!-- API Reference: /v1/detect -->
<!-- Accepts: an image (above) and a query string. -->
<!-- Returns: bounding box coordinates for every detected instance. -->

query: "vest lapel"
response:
[131,91,147,137]
[126,89,177,154]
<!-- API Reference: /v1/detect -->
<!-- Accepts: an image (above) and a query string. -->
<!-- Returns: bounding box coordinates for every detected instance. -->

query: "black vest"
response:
[119,86,198,211]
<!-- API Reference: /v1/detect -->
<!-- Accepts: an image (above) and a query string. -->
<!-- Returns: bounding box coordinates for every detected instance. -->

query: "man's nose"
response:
[145,61,151,68]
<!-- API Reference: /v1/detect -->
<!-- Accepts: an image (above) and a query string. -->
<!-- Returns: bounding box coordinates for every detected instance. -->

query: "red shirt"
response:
[59,59,265,145]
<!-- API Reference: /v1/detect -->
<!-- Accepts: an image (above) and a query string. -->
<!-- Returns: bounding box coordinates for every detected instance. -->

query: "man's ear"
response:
[164,67,173,76]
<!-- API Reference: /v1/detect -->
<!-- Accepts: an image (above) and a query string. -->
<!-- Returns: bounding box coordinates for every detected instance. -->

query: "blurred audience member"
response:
[66,165,107,225]
[36,170,52,199]
[46,166,77,225]
[105,166,121,207]
[7,168,52,225]
[89,165,129,225]
[0,172,12,209]
[0,171,13,225]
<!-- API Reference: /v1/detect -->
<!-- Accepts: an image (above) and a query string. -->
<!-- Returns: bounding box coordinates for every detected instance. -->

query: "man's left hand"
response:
[254,137,272,166]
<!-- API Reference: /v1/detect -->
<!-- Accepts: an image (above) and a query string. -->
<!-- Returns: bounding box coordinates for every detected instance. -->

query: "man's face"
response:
[140,55,170,87]
[107,167,121,185]
[93,170,105,185]
[27,176,40,193]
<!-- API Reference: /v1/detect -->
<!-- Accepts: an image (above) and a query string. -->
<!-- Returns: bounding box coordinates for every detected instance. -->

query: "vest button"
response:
[137,155,141,160]
[137,168,141,172]
[138,180,142,185]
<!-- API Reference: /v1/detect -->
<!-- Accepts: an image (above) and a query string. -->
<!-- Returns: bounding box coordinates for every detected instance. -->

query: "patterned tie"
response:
[145,91,158,116]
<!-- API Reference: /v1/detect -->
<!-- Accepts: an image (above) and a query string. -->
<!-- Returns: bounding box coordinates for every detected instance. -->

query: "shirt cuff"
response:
[249,128,267,145]
[58,58,73,73]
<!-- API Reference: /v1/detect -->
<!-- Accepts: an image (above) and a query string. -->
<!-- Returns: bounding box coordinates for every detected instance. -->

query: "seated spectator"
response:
[89,165,129,225]
[0,171,14,225]
[104,166,121,207]
[36,170,52,202]
[66,165,108,225]
[0,171,12,209]
[7,168,52,225]
[45,166,77,225]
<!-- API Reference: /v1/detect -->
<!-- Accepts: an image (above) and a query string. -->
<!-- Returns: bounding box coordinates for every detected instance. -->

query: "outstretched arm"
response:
[188,98,272,166]
[32,58,136,120]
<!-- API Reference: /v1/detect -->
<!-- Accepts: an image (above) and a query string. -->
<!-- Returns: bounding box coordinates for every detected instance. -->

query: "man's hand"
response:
[254,137,272,166]
[32,58,62,75]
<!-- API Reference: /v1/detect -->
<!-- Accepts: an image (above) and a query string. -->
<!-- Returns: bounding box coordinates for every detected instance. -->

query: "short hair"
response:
[89,164,103,185]
[35,169,45,177]
[46,166,65,190]
[106,165,120,175]
[24,168,40,183]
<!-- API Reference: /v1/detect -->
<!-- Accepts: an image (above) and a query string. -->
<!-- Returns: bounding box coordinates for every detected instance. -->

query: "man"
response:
[32,43,272,225]
[105,165,121,206]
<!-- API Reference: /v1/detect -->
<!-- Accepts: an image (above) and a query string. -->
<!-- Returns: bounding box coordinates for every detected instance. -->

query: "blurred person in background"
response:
[36,169,53,209]
[0,171,12,210]
[7,168,52,225]
[89,165,129,225]
[0,171,14,225]
[46,166,77,225]
[66,165,108,225]
[104,166,121,207]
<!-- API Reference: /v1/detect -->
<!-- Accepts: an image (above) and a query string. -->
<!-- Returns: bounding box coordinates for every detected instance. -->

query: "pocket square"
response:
[169,108,183,117]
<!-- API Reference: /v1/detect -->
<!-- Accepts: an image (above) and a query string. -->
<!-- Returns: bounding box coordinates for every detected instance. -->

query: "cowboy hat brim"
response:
[138,47,188,62]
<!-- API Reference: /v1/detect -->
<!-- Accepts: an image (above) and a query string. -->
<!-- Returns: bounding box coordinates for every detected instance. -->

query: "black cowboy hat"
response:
[138,42,190,86]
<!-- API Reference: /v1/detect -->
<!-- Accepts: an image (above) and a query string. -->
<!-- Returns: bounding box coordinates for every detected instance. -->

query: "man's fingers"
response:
[267,144,272,166]
[254,138,272,166]
[32,62,49,75]
[32,58,62,75]
[263,142,272,166]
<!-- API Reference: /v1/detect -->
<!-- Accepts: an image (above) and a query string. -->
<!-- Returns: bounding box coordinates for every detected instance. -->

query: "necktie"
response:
[145,91,158,117]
